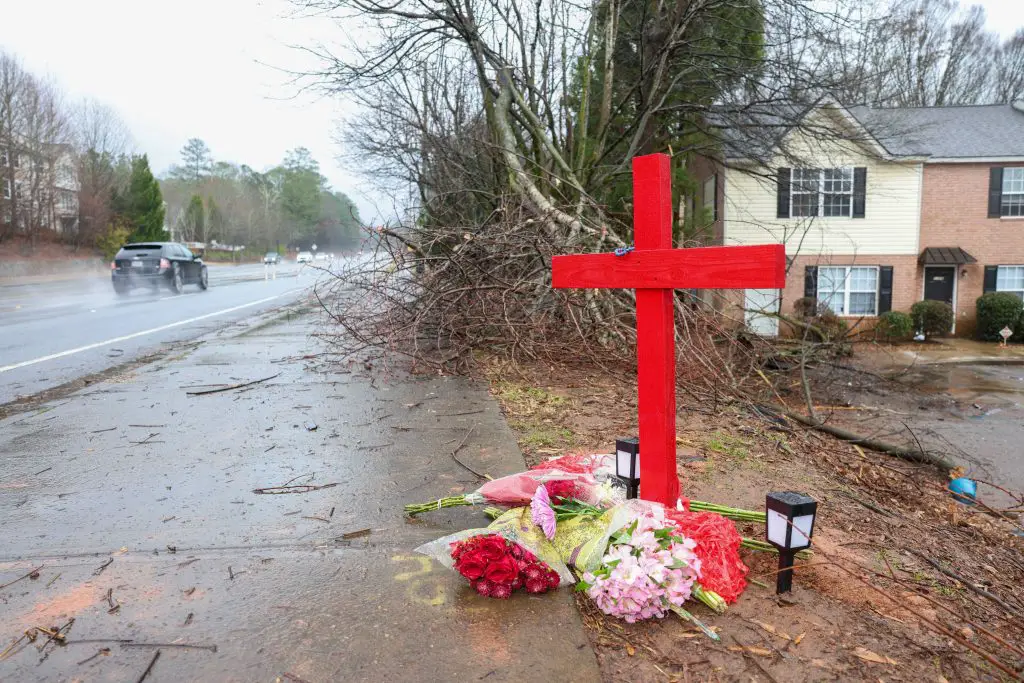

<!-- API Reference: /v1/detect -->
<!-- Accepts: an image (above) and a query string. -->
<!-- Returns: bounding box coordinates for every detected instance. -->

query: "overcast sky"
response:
[1,0,1022,225]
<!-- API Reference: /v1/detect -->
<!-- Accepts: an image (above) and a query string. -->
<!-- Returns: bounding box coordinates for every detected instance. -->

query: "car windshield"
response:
[265,253,276,257]
[123,244,163,250]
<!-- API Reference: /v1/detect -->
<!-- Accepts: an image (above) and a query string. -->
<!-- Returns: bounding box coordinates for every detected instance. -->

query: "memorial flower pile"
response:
[412,453,767,636]
[450,534,560,599]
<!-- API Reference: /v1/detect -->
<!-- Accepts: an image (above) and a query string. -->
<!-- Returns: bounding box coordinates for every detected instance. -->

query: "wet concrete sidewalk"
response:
[0,311,598,681]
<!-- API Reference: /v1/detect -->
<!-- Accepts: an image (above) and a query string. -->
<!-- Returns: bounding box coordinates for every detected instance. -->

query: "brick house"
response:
[690,98,1024,337]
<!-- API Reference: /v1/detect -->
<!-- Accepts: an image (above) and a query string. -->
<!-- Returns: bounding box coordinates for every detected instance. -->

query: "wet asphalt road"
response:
[0,262,311,405]
[0,263,598,681]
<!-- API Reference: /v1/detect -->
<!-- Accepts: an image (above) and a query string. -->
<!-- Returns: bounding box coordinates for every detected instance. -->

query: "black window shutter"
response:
[777,168,791,218]
[852,167,867,218]
[988,168,1003,218]
[804,266,817,298]
[878,266,893,313]
[712,174,719,222]
[983,266,999,293]
[804,266,818,315]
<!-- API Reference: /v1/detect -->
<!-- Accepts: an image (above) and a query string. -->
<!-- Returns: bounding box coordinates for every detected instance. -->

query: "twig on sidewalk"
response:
[253,483,339,495]
[450,427,489,480]
[123,642,217,652]
[135,650,161,683]
[76,647,110,666]
[186,374,280,396]
[129,433,162,446]
[0,565,43,590]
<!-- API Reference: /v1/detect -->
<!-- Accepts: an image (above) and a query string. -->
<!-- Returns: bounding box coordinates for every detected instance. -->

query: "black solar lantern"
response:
[615,437,640,500]
[766,491,818,594]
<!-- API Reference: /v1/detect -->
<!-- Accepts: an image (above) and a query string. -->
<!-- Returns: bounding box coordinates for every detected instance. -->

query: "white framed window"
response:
[996,265,1024,300]
[1002,168,1024,218]
[791,168,819,217]
[0,147,8,167]
[818,266,879,316]
[791,168,854,218]
[2,178,10,200]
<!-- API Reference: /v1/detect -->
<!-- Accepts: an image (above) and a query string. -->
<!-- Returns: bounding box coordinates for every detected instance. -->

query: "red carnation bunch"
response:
[544,479,579,503]
[450,534,560,599]
[665,509,748,605]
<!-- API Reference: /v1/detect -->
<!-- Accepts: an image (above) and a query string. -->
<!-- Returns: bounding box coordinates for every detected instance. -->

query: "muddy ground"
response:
[483,359,1024,682]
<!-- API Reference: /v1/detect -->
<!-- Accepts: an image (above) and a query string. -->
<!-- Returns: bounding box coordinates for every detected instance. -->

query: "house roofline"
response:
[817,96,893,160]
[723,153,927,165]
[925,156,1024,164]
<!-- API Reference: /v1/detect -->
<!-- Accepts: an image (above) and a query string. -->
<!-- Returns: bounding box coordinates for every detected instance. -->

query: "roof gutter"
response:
[926,156,1024,164]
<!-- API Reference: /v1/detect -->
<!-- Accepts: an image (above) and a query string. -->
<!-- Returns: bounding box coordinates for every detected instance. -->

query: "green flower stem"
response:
[403,495,473,516]
[689,500,767,523]
[740,538,813,559]
[692,584,727,614]
[668,604,721,641]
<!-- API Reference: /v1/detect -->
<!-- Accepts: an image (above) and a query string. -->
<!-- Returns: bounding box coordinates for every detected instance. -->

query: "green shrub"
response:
[976,292,1023,341]
[96,219,131,261]
[876,311,914,340]
[910,300,954,337]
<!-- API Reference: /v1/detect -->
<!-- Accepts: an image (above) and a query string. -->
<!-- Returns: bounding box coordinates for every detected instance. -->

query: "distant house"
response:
[689,98,1024,337]
[0,141,79,236]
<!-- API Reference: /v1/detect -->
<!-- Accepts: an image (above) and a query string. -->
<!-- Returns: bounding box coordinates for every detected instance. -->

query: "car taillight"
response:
[110,261,116,270]
[160,258,171,269]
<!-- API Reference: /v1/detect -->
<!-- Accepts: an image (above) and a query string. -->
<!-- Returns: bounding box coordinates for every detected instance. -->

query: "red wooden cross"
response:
[551,154,785,506]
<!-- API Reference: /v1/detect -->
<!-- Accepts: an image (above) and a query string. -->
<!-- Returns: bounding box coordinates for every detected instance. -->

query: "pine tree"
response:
[124,155,167,242]
[181,194,205,242]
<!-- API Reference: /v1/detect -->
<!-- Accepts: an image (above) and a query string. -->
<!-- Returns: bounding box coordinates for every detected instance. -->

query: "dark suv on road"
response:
[111,242,209,296]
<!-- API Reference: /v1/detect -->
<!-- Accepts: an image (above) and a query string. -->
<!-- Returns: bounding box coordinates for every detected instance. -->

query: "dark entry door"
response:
[924,267,955,306]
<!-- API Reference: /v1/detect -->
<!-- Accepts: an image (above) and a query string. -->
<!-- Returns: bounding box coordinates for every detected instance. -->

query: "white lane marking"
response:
[0,290,298,374]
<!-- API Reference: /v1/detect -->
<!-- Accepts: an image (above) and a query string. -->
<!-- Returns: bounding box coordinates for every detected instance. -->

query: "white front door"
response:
[745,288,780,336]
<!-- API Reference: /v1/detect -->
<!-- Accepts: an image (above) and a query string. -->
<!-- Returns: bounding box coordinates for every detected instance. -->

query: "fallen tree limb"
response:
[761,404,955,471]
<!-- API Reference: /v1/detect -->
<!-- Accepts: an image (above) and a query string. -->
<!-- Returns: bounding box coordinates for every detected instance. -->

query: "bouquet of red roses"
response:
[450,534,560,599]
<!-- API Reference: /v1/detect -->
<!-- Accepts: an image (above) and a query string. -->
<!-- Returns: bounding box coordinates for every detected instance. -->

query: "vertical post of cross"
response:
[632,153,680,506]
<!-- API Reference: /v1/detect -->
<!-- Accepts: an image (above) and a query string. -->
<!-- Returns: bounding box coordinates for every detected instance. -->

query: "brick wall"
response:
[779,254,920,334]
[921,163,1024,336]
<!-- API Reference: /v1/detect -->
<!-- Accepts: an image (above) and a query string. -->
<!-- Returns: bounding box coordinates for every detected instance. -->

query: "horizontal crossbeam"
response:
[551,244,786,290]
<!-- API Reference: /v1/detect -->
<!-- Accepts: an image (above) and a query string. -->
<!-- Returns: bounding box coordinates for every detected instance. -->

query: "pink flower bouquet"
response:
[579,506,722,638]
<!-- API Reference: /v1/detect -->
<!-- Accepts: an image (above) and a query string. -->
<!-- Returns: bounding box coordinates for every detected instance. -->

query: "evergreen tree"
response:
[180,194,205,242]
[207,196,226,241]
[124,155,167,242]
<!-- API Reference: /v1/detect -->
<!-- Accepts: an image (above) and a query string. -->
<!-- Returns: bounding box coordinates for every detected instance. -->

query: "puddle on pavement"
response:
[897,364,1024,401]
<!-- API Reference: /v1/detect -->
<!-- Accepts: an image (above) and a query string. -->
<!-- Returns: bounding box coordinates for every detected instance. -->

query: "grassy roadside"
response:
[483,359,1024,682]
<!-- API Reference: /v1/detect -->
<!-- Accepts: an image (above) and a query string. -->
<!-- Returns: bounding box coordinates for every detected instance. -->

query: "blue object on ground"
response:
[948,477,977,505]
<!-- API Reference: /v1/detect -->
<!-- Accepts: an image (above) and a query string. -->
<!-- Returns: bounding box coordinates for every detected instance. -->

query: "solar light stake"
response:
[765,491,818,594]
[615,437,640,500]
